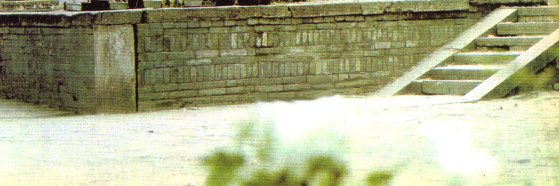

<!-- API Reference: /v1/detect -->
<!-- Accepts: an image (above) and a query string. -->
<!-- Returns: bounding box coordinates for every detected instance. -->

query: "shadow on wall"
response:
[510,61,559,96]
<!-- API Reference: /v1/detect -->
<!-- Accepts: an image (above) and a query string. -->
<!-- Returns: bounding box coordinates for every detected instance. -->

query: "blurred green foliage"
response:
[203,151,245,186]
[366,171,393,186]
[243,169,299,186]
[304,156,347,186]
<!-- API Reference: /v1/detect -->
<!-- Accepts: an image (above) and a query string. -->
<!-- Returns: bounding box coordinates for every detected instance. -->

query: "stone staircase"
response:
[376,6,559,101]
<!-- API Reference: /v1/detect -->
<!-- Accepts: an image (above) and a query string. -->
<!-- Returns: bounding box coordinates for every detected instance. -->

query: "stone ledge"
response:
[0,10,143,27]
[0,0,473,27]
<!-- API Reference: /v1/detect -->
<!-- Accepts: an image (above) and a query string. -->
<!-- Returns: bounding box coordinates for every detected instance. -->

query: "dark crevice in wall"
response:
[132,23,140,112]
[140,10,148,24]
[287,6,294,18]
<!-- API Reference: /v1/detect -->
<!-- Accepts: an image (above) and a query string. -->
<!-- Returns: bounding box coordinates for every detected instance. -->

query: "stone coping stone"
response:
[470,0,546,5]
[0,0,472,27]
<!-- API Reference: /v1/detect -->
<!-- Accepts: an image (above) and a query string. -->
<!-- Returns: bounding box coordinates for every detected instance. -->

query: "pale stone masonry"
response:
[0,0,548,113]
[134,0,482,111]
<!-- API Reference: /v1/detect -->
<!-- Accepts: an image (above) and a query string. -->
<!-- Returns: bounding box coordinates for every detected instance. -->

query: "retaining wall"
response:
[0,0,548,113]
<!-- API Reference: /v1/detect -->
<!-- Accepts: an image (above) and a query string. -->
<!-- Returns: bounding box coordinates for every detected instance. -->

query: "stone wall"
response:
[135,1,483,111]
[0,26,95,112]
[0,12,137,113]
[0,0,60,12]
[0,0,548,113]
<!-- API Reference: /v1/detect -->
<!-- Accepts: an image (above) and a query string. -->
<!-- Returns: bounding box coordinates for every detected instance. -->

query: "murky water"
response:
[0,92,558,185]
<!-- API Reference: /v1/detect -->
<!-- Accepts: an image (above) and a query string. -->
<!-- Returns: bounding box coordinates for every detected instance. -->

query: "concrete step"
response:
[450,51,521,65]
[517,6,559,22]
[429,65,502,80]
[517,6,559,16]
[412,80,482,95]
[496,22,559,36]
[518,15,559,22]
[475,36,543,51]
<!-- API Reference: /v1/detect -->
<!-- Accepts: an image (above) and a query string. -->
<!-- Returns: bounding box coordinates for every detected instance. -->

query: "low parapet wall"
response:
[0,0,548,113]
[0,0,60,12]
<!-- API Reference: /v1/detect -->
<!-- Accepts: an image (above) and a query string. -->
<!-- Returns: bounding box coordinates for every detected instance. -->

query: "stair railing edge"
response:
[464,28,559,101]
[373,7,518,97]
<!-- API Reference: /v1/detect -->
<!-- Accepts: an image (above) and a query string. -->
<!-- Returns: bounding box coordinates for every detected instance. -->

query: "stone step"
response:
[429,65,502,80]
[413,80,483,95]
[496,22,559,36]
[517,15,559,22]
[450,51,521,65]
[475,36,544,51]
[517,6,559,16]
[516,6,559,22]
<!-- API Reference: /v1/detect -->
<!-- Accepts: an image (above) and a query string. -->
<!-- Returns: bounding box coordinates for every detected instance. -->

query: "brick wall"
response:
[1,0,545,113]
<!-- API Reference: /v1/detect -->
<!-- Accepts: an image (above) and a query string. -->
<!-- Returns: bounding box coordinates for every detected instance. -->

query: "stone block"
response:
[221,49,248,57]
[289,3,362,18]
[284,83,311,91]
[224,20,237,26]
[195,50,219,58]
[345,15,365,22]
[250,77,283,85]
[209,27,231,34]
[162,22,175,29]
[226,86,254,94]
[282,76,307,84]
[310,82,334,90]
[92,10,143,25]
[235,6,291,19]
[199,20,212,28]
[200,81,226,89]
[199,87,227,96]
[255,85,283,92]
[226,79,251,87]
[210,95,241,104]
[297,24,317,30]
[317,23,337,30]
[307,74,338,84]
[336,22,357,29]
[232,26,253,33]
[374,42,391,49]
